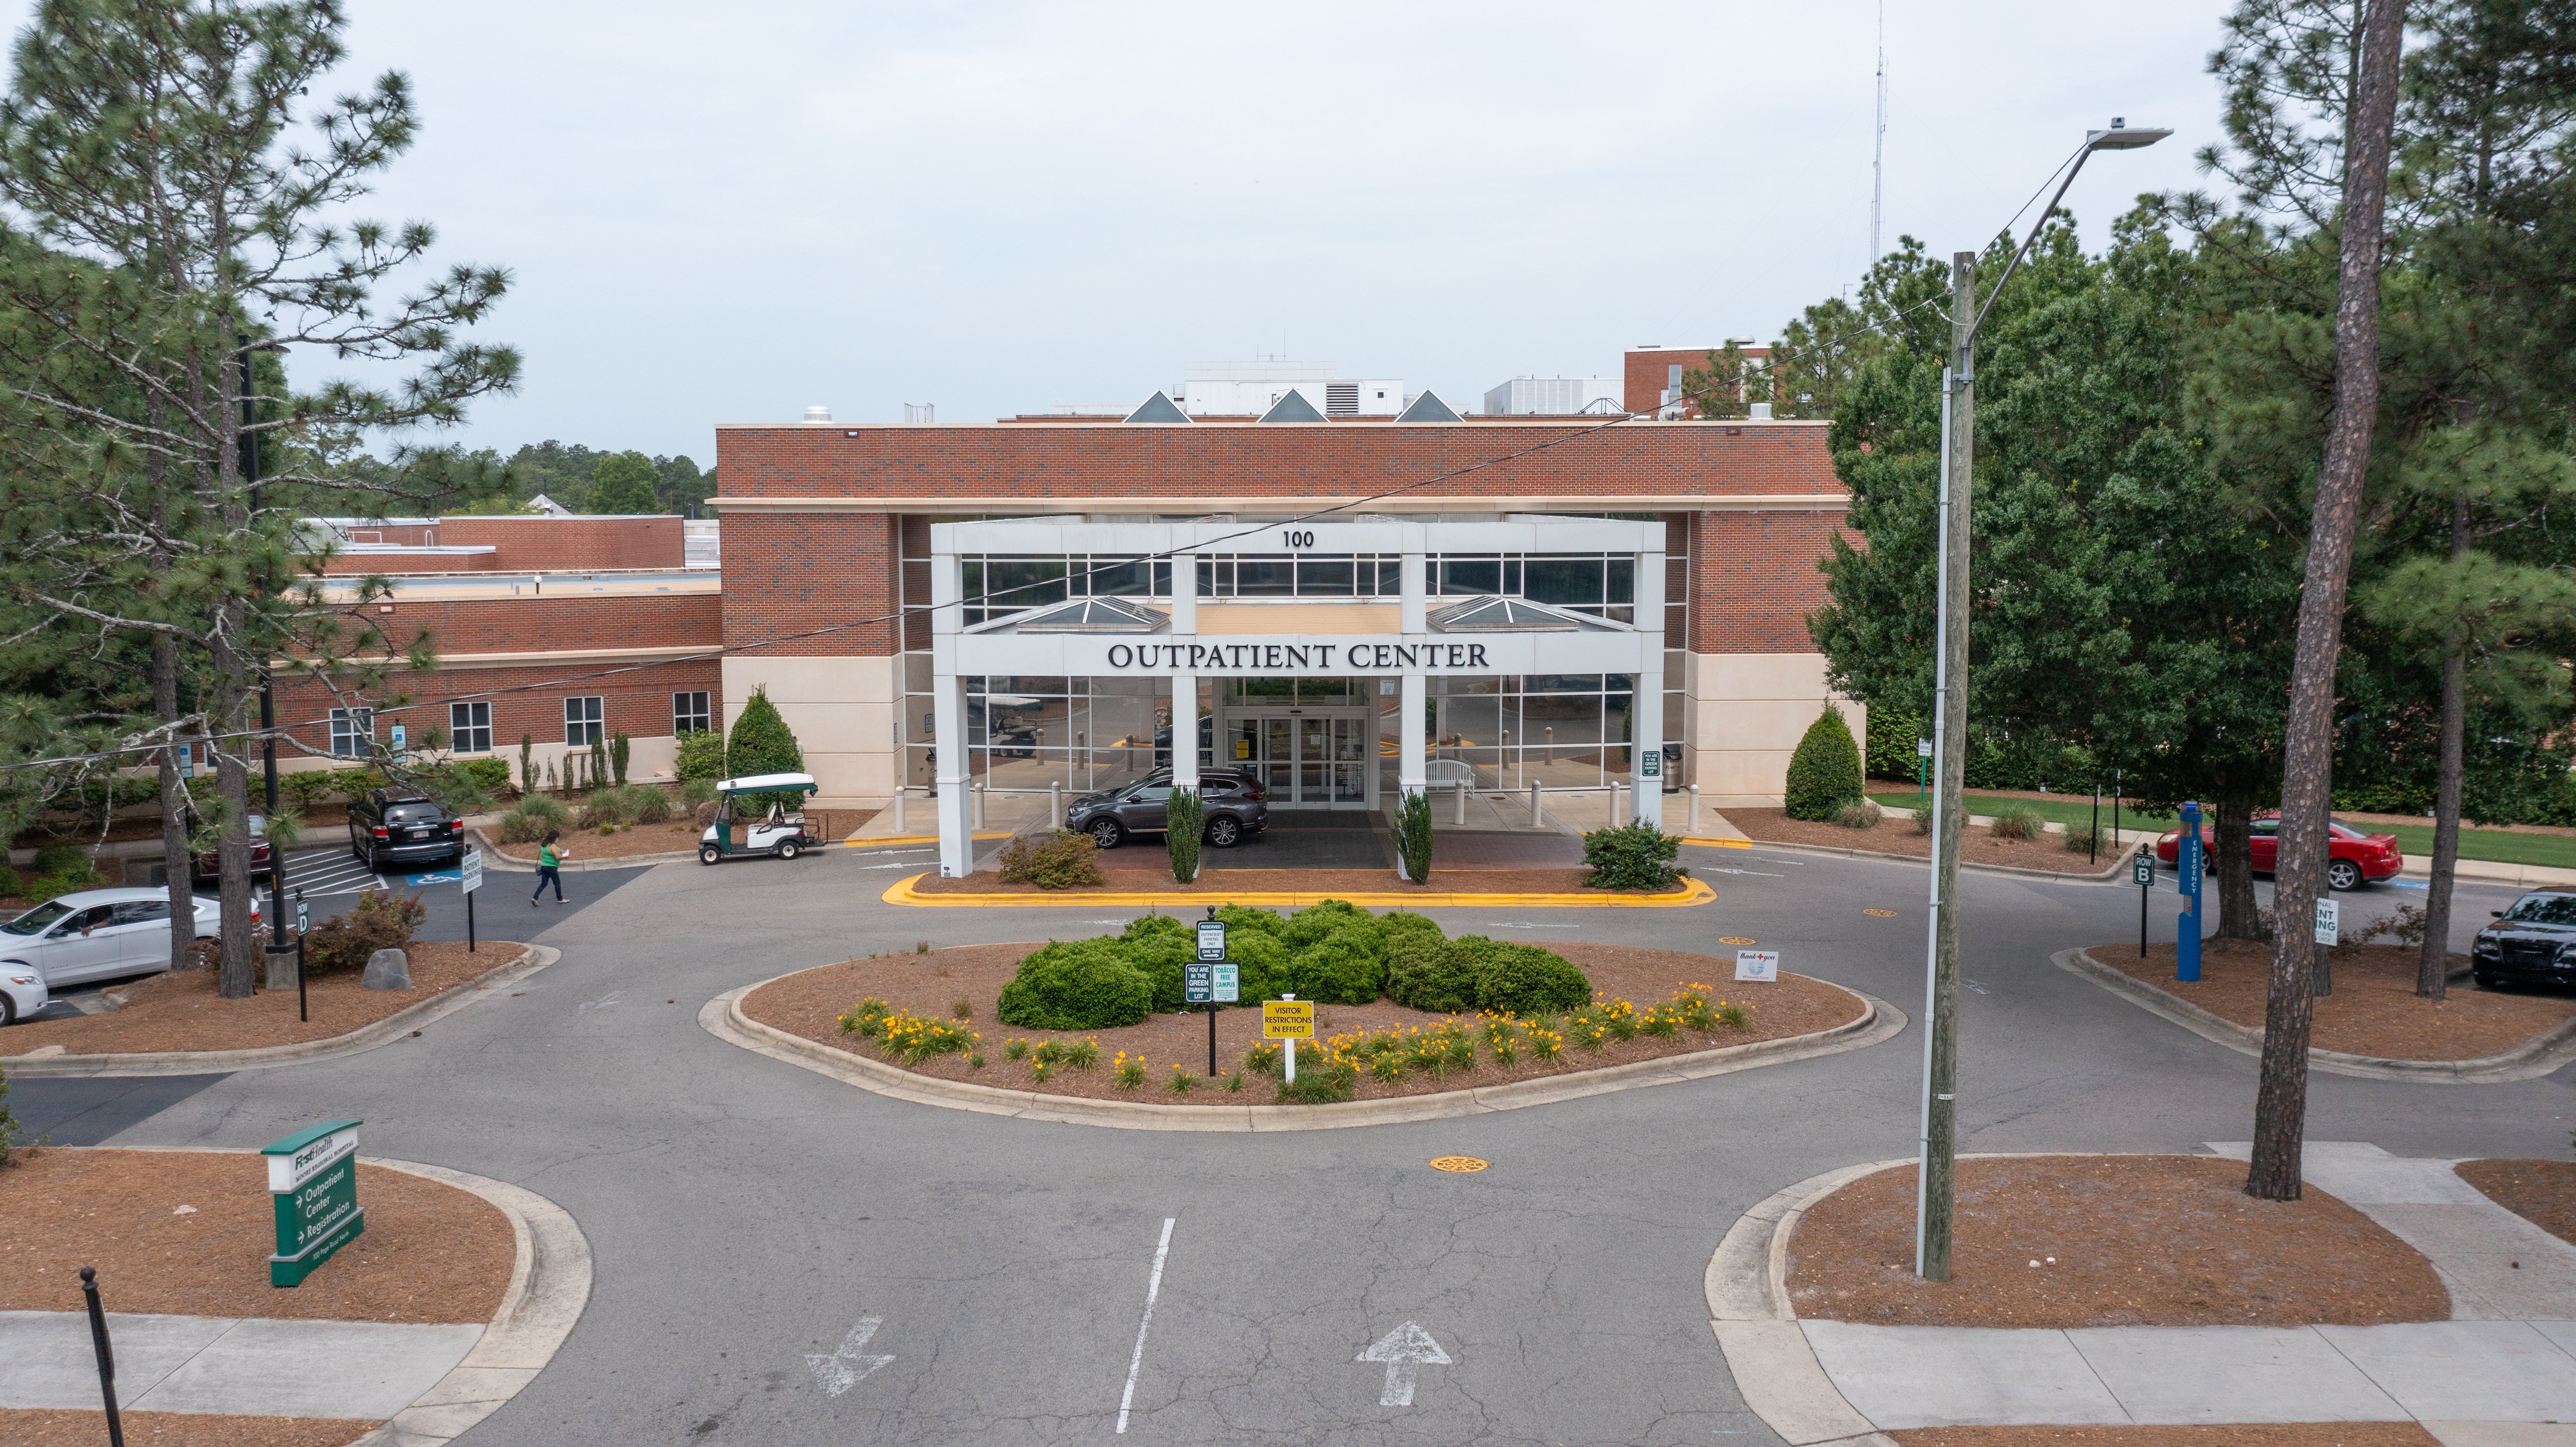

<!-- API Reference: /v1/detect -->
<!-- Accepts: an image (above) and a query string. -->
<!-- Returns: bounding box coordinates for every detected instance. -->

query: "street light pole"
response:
[243,340,291,986]
[1914,120,2168,1281]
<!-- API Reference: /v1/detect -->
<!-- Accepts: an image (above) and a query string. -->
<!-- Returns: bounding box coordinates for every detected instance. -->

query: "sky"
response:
[9,1,2242,462]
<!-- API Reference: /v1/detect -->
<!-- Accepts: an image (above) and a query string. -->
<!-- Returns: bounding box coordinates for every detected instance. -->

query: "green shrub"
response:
[1835,801,1882,830]
[1289,927,1386,1006]
[611,732,632,788]
[1118,914,1197,1011]
[994,939,1153,1030]
[1862,701,1927,781]
[1783,707,1865,821]
[998,829,1106,889]
[1386,935,1591,1016]
[280,771,338,812]
[1394,787,1433,882]
[1989,805,2044,841]
[1473,942,1592,1015]
[327,767,384,802]
[1166,786,1201,883]
[726,686,804,777]
[303,889,426,974]
[675,729,726,783]
[1227,930,1291,1004]
[1215,904,1284,938]
[1386,933,1479,1013]
[1582,820,1686,891]
[1380,911,1445,949]
[0,863,18,898]
[30,842,89,877]
[628,788,672,824]
[1276,1061,1358,1104]
[499,794,570,844]
[0,1063,21,1166]
[1283,898,1375,950]
[2062,824,2100,853]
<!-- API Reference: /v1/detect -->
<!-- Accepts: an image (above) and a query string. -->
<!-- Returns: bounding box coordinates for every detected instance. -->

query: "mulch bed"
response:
[2454,1158,2576,1246]
[1787,1155,2448,1329]
[485,821,704,862]
[0,1410,377,1446]
[0,941,529,1057]
[1890,1429,2441,1447]
[2100,940,2575,1061]
[1722,808,2117,874]
[0,1147,513,1322]
[741,941,1861,1105]
[910,867,1685,896]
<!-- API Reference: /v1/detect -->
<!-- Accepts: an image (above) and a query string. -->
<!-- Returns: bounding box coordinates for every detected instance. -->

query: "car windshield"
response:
[3,900,74,936]
[2501,895,2576,926]
[384,804,441,824]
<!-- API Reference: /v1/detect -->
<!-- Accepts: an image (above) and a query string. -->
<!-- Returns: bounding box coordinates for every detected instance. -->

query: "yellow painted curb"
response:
[842,832,1012,847]
[1681,837,1752,849]
[878,873,1719,909]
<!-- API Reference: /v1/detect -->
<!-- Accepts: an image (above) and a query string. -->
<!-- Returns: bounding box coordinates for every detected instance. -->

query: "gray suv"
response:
[1067,770,1267,850]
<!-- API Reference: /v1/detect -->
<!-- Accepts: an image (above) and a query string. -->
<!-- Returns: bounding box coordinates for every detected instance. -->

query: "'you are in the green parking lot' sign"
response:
[264,1119,365,1287]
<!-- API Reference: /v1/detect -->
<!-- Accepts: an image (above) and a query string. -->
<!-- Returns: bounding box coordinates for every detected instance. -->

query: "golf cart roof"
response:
[715,772,819,794]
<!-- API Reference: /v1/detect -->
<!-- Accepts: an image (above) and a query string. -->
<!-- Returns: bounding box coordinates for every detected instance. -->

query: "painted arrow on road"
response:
[1357,1321,1450,1407]
[806,1317,894,1396]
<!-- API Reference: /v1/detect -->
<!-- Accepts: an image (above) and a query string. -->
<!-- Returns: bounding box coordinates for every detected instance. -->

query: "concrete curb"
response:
[702,976,1906,1132]
[2057,947,2576,1084]
[468,828,696,873]
[1690,836,2137,884]
[1703,1158,1914,1446]
[354,1158,593,1446]
[0,945,555,1079]
[879,872,1721,910]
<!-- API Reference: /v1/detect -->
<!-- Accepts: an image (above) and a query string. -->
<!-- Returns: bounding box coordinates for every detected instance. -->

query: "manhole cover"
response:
[1717,936,1757,946]
[1428,1156,1489,1173]
[1864,908,1898,917]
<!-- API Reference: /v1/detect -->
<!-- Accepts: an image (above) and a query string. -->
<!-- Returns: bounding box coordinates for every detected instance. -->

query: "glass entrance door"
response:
[1241,712,1372,808]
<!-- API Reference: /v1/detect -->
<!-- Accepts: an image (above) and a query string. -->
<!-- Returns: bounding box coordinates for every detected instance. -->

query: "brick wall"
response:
[1623,346,1772,416]
[434,516,685,570]
[320,549,500,575]
[720,513,896,657]
[1687,509,1850,654]
[273,656,721,759]
[345,594,722,656]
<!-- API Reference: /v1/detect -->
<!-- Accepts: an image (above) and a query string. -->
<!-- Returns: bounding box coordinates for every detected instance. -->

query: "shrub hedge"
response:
[994,938,1153,1030]
[1784,707,1865,821]
[1385,934,1592,1015]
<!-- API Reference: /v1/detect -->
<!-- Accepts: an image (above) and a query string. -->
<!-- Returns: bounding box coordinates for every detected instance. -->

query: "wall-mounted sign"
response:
[1102,641,1496,674]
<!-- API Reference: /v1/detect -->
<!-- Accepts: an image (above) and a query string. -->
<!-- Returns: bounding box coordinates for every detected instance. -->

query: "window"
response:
[673,691,712,735]
[329,707,375,758]
[449,701,493,754]
[111,900,171,927]
[564,696,604,746]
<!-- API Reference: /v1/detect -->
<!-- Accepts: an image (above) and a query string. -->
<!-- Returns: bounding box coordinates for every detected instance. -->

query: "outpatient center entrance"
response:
[925,516,1669,877]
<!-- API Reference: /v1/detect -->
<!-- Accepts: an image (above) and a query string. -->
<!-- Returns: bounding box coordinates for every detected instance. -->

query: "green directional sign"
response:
[263,1119,365,1287]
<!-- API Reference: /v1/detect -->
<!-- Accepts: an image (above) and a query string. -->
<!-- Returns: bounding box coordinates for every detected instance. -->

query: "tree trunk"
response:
[213,604,258,999]
[2214,796,2261,941]
[2248,0,2410,1204]
[153,635,194,972]
[2420,497,2470,1000]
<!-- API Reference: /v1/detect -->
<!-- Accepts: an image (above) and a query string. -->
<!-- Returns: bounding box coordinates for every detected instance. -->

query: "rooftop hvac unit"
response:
[1326,382,1359,416]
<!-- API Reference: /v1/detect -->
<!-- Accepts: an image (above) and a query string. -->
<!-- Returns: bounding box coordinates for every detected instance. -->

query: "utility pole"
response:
[1871,0,1887,267]
[1914,252,1974,1281]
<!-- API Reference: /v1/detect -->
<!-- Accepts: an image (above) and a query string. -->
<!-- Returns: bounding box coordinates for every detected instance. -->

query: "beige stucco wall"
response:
[1683,651,1863,806]
[721,655,899,805]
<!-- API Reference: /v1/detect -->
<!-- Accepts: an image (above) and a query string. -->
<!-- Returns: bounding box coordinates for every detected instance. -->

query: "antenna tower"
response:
[1871,0,1887,268]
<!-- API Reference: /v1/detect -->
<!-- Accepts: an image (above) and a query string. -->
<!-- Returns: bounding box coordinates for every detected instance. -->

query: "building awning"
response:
[1423,595,1622,632]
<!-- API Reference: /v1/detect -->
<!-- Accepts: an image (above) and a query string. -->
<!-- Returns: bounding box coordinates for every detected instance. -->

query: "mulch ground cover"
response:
[2100,940,2575,1061]
[1722,808,2117,874]
[0,941,528,1057]
[0,1410,378,1446]
[1890,1429,2442,1447]
[909,866,1686,896]
[483,807,880,862]
[2454,1158,2576,1246]
[1787,1155,2449,1330]
[741,941,1861,1105]
[0,1147,513,1322]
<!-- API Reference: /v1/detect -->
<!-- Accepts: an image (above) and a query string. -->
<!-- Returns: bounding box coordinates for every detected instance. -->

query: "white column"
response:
[1170,548,1197,635]
[1399,671,1427,800]
[1632,547,1667,830]
[930,544,972,878]
[1399,539,1427,635]
[1171,673,1199,791]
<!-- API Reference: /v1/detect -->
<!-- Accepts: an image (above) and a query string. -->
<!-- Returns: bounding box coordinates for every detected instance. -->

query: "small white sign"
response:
[2313,896,2338,946]
[1734,949,1780,983]
[461,848,484,895]
[1916,738,1934,758]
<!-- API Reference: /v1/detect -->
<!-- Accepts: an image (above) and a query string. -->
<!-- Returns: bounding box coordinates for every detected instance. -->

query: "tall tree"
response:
[0,0,517,995]
[585,450,660,514]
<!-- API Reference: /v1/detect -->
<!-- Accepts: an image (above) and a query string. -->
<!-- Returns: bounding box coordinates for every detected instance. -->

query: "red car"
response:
[2155,814,2404,891]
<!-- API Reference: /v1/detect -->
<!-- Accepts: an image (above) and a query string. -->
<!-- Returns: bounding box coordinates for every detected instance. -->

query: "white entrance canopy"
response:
[924,518,1667,877]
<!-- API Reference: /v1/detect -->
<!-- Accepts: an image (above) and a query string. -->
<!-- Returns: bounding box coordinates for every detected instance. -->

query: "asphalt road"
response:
[15,842,2571,1445]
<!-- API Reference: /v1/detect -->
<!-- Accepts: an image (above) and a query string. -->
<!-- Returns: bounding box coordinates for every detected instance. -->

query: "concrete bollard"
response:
[1529,780,1543,828]
[1454,778,1467,826]
[893,786,905,834]
[1051,781,1063,830]
[972,782,985,829]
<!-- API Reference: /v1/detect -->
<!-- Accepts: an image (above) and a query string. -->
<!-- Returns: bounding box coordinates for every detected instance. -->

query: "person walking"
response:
[531,830,568,906]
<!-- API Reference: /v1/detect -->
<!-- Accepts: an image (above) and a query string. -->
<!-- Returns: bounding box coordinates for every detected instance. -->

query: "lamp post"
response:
[1915,119,2168,1282]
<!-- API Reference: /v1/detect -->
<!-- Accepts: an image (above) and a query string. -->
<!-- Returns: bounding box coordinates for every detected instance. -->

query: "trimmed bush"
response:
[1581,820,1686,891]
[995,939,1153,1031]
[499,794,570,844]
[1283,898,1374,950]
[675,730,726,783]
[1394,787,1434,882]
[1118,914,1198,1011]
[30,842,90,877]
[1227,930,1291,1004]
[1289,926,1386,1006]
[1216,904,1284,939]
[1386,933,1480,1014]
[1988,805,2044,841]
[304,888,426,974]
[998,829,1106,889]
[727,686,804,777]
[1386,934,1592,1016]
[1473,941,1592,1015]
[1166,786,1201,883]
[1783,707,1865,821]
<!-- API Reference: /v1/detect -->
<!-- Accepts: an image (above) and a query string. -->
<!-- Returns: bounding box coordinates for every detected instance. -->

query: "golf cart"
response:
[699,773,821,864]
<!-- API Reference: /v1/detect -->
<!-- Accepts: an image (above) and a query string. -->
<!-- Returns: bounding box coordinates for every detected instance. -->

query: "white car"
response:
[0,888,222,1022]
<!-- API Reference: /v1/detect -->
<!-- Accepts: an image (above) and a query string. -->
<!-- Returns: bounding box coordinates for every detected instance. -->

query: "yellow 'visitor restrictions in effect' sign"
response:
[1261,1000,1314,1039]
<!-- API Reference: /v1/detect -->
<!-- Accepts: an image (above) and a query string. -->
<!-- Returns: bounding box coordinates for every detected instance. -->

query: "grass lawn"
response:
[1868,788,2576,872]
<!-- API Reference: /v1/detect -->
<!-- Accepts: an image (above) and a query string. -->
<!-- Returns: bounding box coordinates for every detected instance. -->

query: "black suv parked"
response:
[348,789,465,872]
[1066,769,1266,850]
[2470,890,2576,990]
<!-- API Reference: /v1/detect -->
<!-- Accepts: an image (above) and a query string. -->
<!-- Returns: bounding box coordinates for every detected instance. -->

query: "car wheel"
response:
[2326,859,2363,891]
[0,991,14,1026]
[1205,815,1242,848]
[699,845,722,866]
[776,840,802,861]
[2472,972,2500,991]
[1088,819,1123,850]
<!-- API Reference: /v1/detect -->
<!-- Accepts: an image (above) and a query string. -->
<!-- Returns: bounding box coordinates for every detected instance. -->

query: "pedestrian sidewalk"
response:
[0,1309,481,1419]
[1798,1143,2576,1439]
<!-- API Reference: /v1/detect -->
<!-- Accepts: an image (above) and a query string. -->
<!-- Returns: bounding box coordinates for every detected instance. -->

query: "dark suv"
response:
[2470,890,2576,991]
[349,789,465,872]
[1066,769,1266,850]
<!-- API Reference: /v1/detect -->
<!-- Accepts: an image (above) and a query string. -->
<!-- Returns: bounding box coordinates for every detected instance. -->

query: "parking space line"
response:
[1115,1217,1175,1435]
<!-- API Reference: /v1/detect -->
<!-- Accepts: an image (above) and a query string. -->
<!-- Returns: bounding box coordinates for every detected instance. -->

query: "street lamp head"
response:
[2086,118,2172,151]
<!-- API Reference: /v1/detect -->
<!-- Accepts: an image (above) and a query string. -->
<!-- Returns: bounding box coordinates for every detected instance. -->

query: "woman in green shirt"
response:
[531,830,568,905]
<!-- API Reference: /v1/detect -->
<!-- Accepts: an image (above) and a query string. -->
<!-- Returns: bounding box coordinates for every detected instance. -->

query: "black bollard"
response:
[79,1266,125,1447]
